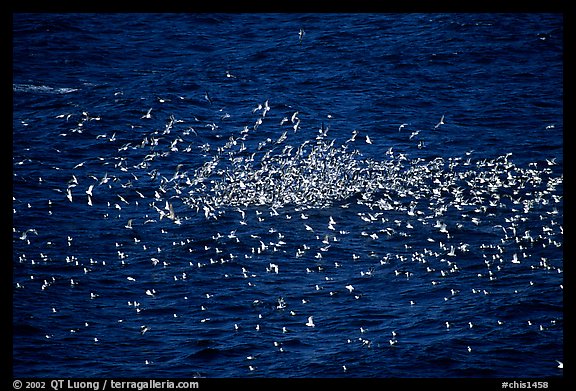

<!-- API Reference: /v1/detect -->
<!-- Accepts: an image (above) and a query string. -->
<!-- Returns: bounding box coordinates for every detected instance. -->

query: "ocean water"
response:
[12,13,563,379]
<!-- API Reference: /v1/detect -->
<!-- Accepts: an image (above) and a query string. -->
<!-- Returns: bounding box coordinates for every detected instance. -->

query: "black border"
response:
[8,3,572,389]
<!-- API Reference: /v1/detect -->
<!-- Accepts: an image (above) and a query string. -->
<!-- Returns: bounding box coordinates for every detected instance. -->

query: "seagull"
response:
[167,202,177,222]
[345,285,354,293]
[204,91,213,105]
[268,263,279,274]
[298,28,305,44]
[556,360,563,369]
[346,130,358,143]
[434,114,445,129]
[141,108,153,119]
[293,119,300,132]
[305,316,315,327]
[328,215,336,228]
[291,111,299,123]
[117,194,129,205]
[19,228,38,241]
[252,103,263,113]
[365,135,373,144]
[546,158,557,166]
[399,123,409,131]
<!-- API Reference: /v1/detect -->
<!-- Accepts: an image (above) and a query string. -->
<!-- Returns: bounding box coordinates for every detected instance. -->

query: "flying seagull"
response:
[298,28,305,44]
[204,91,213,105]
[434,114,445,129]
[306,316,315,327]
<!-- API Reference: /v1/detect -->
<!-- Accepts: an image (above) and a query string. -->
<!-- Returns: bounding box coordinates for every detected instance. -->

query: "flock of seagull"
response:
[13,93,563,376]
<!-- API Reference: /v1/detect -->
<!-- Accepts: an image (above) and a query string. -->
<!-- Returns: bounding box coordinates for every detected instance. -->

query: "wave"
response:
[13,83,79,95]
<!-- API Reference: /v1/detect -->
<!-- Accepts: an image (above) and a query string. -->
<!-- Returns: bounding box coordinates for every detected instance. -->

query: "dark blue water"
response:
[13,13,563,379]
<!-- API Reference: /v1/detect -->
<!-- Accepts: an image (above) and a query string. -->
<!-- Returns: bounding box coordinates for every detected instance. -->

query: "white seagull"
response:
[434,114,445,129]
[305,316,315,327]
[142,108,152,119]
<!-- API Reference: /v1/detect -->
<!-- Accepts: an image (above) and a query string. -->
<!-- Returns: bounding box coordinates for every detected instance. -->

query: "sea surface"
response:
[12,13,563,379]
